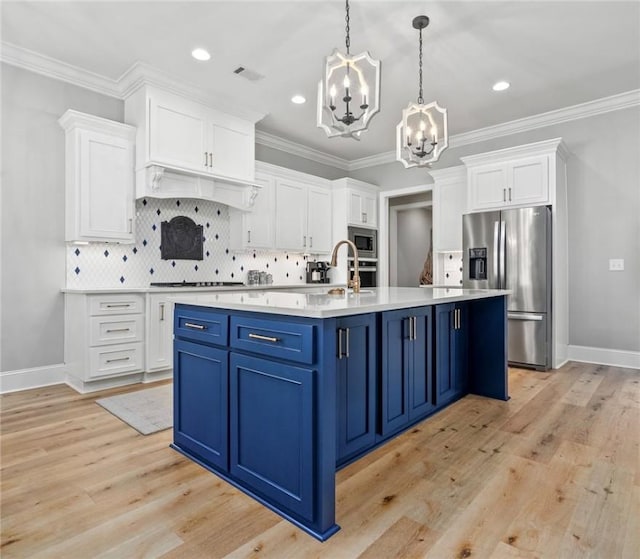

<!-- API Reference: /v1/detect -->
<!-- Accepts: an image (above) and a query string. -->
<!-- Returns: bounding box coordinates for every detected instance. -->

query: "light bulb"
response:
[420,120,426,131]
[343,75,350,88]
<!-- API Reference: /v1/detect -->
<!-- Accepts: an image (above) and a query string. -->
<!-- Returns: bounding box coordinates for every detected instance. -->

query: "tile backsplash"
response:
[66,198,309,288]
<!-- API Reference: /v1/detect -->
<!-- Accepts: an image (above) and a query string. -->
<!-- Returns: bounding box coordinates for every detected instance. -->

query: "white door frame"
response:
[378,184,433,287]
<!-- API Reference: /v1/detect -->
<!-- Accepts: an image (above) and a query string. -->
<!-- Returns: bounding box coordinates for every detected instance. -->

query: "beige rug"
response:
[96,384,172,435]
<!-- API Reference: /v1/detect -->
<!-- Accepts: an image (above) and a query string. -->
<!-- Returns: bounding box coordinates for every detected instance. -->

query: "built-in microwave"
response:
[348,226,377,258]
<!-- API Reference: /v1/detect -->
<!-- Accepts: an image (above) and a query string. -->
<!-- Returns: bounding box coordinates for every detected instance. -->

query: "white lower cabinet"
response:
[65,293,145,392]
[146,294,174,372]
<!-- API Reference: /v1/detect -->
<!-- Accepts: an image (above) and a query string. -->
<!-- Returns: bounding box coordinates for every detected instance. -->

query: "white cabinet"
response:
[463,147,551,212]
[274,174,332,253]
[65,293,145,392]
[125,86,256,194]
[430,166,467,252]
[229,171,276,250]
[347,186,378,228]
[146,294,174,372]
[59,110,135,243]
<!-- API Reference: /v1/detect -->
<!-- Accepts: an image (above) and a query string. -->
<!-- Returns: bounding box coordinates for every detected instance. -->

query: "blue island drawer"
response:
[230,316,315,364]
[175,306,228,346]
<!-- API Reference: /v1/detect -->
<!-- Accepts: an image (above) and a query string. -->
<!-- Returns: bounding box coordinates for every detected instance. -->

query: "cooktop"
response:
[150,281,245,288]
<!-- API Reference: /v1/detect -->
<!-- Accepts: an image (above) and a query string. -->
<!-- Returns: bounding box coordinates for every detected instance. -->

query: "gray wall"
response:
[256,144,347,180]
[351,107,640,353]
[1,63,123,371]
[395,207,432,287]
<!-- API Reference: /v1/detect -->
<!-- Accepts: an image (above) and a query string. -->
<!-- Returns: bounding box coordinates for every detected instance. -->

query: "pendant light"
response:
[396,15,448,167]
[317,0,381,139]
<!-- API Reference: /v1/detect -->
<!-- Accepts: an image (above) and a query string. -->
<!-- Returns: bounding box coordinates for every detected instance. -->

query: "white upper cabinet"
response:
[462,140,565,212]
[59,110,135,243]
[430,166,467,252]
[333,178,380,230]
[125,86,256,194]
[347,187,378,228]
[271,165,332,254]
[229,171,276,250]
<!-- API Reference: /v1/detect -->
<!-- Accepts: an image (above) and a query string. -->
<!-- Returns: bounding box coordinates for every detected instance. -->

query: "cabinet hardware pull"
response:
[303,235,306,247]
[204,151,208,167]
[128,218,133,234]
[345,327,350,358]
[362,212,367,223]
[407,317,414,341]
[309,236,313,248]
[106,328,130,333]
[106,303,131,308]
[503,188,506,202]
[160,303,165,321]
[413,316,418,340]
[508,187,512,201]
[248,230,251,244]
[248,333,280,343]
[106,356,130,363]
[337,328,344,359]
[209,152,213,167]
[184,322,206,330]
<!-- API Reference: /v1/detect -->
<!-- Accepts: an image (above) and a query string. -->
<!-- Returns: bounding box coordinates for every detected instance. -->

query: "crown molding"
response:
[4,41,638,171]
[0,41,121,98]
[255,130,350,171]
[450,89,640,148]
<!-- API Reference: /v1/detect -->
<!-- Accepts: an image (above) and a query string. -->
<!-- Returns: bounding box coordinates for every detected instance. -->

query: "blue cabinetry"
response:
[336,313,377,464]
[230,353,315,520]
[380,307,434,437]
[173,339,228,469]
[435,302,469,405]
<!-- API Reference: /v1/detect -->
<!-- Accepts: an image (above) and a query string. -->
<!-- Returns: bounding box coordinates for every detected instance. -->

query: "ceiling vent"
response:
[233,66,265,82]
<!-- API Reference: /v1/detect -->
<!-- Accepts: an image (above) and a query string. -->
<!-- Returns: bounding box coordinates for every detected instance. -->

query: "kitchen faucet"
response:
[330,239,361,293]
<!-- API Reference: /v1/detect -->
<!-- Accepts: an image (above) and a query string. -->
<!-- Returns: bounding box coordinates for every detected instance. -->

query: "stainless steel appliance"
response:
[348,257,377,288]
[347,226,377,258]
[347,226,377,287]
[463,205,552,370]
[306,261,330,283]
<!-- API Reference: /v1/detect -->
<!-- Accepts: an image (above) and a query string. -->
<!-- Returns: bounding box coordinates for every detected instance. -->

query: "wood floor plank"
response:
[1,364,638,559]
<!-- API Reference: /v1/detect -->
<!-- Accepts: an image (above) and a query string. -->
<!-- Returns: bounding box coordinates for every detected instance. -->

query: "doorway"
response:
[379,185,433,287]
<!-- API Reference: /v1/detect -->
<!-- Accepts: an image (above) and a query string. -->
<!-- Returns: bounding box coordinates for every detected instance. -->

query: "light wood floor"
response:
[1,362,638,558]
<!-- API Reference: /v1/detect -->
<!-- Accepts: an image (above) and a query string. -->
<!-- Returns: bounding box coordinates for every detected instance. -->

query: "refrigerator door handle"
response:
[508,313,544,321]
[500,220,506,288]
[493,220,500,282]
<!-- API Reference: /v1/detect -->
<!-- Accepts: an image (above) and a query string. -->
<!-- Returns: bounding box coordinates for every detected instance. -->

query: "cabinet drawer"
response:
[89,294,144,315]
[174,306,228,346]
[230,316,314,364]
[90,315,143,346]
[89,342,143,378]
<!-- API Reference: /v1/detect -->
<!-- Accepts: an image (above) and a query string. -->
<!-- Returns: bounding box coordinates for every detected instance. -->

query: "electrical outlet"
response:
[609,259,625,271]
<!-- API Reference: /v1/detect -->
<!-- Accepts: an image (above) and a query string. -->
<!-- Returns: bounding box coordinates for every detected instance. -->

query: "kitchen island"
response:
[170,287,509,540]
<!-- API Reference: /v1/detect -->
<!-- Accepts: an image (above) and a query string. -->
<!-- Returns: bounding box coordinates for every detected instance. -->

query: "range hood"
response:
[136,165,261,211]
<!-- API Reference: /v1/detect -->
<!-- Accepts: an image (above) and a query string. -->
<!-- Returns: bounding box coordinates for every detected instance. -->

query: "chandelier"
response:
[317,0,381,139]
[396,15,448,167]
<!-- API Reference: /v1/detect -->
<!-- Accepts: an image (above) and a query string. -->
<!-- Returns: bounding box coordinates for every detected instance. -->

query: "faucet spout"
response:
[330,239,361,293]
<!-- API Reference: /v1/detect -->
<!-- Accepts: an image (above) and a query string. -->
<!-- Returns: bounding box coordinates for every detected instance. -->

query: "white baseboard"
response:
[568,345,640,370]
[0,363,67,393]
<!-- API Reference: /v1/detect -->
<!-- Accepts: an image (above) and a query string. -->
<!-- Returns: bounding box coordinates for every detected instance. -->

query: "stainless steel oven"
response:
[348,257,377,288]
[348,226,377,259]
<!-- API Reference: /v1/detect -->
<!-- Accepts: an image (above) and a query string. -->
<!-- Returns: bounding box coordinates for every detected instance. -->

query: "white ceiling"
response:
[2,1,639,161]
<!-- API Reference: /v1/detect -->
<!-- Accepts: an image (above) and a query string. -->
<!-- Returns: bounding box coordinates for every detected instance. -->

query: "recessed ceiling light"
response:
[492,81,510,92]
[291,95,306,104]
[191,48,211,61]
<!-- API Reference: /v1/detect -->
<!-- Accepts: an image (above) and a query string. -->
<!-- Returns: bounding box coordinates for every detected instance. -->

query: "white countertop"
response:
[61,283,344,294]
[171,287,510,318]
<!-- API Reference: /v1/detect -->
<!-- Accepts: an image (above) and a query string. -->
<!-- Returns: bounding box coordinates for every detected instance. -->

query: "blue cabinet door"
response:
[408,308,435,420]
[336,313,377,463]
[229,352,315,521]
[173,339,228,470]
[381,307,434,436]
[435,303,468,405]
[380,309,410,436]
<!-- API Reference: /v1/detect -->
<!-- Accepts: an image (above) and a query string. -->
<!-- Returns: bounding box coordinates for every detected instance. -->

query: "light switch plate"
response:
[609,259,625,271]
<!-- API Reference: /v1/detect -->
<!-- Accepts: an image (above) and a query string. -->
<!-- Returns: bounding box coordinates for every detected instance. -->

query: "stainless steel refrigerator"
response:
[463,205,552,370]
